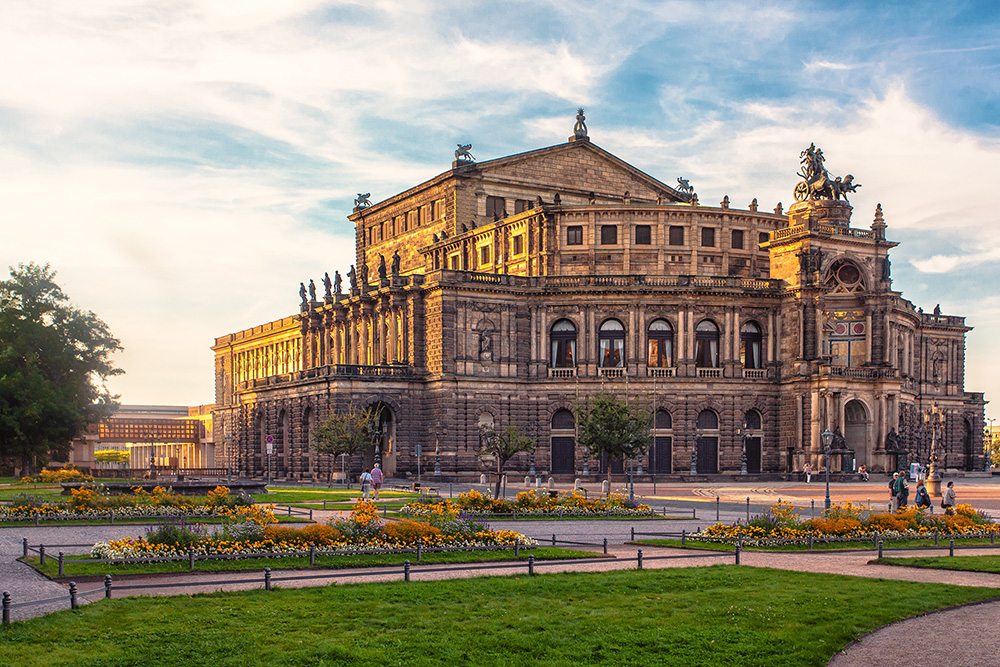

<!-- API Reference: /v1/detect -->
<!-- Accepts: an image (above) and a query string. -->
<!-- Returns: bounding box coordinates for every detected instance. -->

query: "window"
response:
[635,225,651,245]
[433,199,445,220]
[741,321,762,369]
[598,319,625,367]
[514,199,531,214]
[550,319,577,368]
[827,319,866,367]
[759,232,769,246]
[744,410,762,430]
[551,409,575,430]
[824,259,866,293]
[647,319,674,368]
[701,227,715,247]
[669,226,684,246]
[695,320,720,368]
[480,245,491,267]
[696,409,719,430]
[731,229,744,250]
[512,235,524,256]
[600,225,618,245]
[449,255,460,270]
[655,409,672,429]
[486,196,506,220]
[567,226,583,245]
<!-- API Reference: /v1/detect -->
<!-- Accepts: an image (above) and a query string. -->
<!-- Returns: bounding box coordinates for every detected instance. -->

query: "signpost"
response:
[265,435,273,484]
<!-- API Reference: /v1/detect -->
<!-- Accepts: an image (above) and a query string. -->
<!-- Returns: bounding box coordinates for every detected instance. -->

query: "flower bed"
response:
[0,485,251,522]
[697,501,1000,547]
[401,489,651,517]
[90,501,535,561]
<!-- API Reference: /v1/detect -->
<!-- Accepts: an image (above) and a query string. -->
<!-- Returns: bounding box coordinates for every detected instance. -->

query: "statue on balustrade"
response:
[378,254,388,282]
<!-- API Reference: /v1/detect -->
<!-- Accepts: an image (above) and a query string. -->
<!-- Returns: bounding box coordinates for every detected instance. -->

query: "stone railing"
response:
[697,368,723,379]
[548,367,577,378]
[537,275,783,291]
[647,367,676,378]
[599,367,626,379]
[743,368,766,379]
[821,365,899,380]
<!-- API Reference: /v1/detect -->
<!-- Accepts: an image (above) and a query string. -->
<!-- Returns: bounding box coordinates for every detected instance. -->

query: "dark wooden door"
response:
[653,436,672,474]
[746,437,761,474]
[696,437,717,474]
[600,454,624,475]
[551,437,575,474]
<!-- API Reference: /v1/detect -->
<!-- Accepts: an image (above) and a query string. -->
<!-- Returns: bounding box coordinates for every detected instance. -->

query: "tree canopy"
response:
[478,422,536,498]
[0,263,122,475]
[576,393,650,483]
[311,403,382,464]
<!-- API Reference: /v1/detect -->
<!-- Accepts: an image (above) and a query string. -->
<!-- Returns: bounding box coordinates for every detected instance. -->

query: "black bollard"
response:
[59,552,64,577]
[878,540,883,559]
[404,560,410,582]
[631,526,635,541]
[39,545,45,566]
[681,529,686,547]
[104,575,112,599]
[637,549,643,570]
[746,497,750,522]
[264,567,272,591]
[417,542,422,563]
[603,538,608,555]
[716,495,720,521]
[22,538,27,558]
[189,547,195,571]
[309,545,316,566]
[734,543,741,565]
[809,533,814,551]
[515,542,520,558]
[528,554,535,576]
[949,539,954,557]
[69,582,78,610]
[2,592,9,625]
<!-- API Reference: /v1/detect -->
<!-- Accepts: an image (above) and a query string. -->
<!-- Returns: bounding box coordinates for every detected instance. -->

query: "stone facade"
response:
[211,127,985,480]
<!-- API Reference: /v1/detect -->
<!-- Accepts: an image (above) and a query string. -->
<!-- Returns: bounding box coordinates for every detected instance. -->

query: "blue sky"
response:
[2,0,999,413]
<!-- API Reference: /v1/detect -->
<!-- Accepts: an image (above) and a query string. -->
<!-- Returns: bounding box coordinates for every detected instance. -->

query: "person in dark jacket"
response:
[914,481,932,512]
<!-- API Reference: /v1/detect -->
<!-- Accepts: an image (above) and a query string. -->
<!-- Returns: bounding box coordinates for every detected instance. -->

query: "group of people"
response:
[889,473,956,515]
[358,463,384,501]
[801,462,869,482]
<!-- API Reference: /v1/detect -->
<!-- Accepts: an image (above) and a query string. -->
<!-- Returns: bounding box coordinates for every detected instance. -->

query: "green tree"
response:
[478,422,536,498]
[0,263,122,475]
[576,393,650,486]
[311,403,382,475]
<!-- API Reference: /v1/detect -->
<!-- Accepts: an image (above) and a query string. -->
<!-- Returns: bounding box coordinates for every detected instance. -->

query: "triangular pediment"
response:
[472,141,686,202]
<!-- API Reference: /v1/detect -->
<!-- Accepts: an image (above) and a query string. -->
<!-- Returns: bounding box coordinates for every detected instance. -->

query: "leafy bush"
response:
[10,493,50,510]
[145,519,206,548]
[382,519,443,545]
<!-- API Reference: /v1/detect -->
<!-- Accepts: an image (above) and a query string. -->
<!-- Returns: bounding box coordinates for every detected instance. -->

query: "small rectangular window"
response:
[635,225,651,245]
[567,225,583,245]
[601,225,618,245]
[480,245,491,266]
[701,227,715,247]
[731,229,744,250]
[486,196,506,220]
[759,231,769,246]
[669,226,684,246]
[512,235,524,256]
[514,199,530,214]
[449,255,460,269]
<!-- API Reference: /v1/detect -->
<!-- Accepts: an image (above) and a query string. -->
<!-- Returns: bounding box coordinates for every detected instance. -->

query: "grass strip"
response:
[0,515,306,528]
[634,537,999,552]
[873,554,1000,573]
[22,547,595,578]
[1,567,996,666]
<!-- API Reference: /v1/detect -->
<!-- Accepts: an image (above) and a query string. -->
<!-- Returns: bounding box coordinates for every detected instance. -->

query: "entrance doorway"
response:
[653,436,672,474]
[550,409,575,474]
[362,403,395,476]
[745,437,761,474]
[844,400,869,468]
[696,437,718,474]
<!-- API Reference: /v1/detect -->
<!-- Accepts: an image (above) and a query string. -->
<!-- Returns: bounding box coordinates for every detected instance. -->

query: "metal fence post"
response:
[22,538,28,558]
[404,560,410,582]
[809,533,814,551]
[746,497,750,522]
[2,592,10,625]
[528,554,534,576]
[603,538,608,555]
[189,547,195,571]
[264,567,272,591]
[104,575,112,599]
[552,534,556,547]
[417,542,422,563]
[310,509,314,521]
[681,529,686,547]
[39,545,45,566]
[878,540,883,559]
[110,513,114,525]
[323,500,327,510]
[734,543,741,565]
[309,545,316,566]
[631,526,635,541]
[949,539,954,557]
[934,530,939,546]
[515,542,520,558]
[637,549,643,570]
[69,582,78,610]
[59,552,65,577]
[716,496,720,521]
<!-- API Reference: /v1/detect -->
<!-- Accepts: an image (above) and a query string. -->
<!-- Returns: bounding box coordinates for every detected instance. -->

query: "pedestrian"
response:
[889,472,899,512]
[914,481,932,512]
[359,468,374,501]
[941,480,956,515]
[371,462,384,500]
[895,473,909,509]
[803,462,812,483]
[858,464,869,481]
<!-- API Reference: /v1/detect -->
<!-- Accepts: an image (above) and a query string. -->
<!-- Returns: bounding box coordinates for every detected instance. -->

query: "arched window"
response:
[695,320,720,368]
[697,409,719,430]
[551,409,575,430]
[655,409,672,429]
[647,319,674,368]
[743,409,762,430]
[550,319,577,368]
[741,322,762,369]
[824,259,866,293]
[598,319,625,368]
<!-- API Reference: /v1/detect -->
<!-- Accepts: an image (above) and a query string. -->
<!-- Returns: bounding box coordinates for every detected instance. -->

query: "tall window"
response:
[601,225,618,245]
[701,227,716,247]
[567,226,583,245]
[550,319,577,368]
[635,225,651,245]
[480,246,491,267]
[827,319,866,367]
[695,320,720,368]
[655,409,672,429]
[647,319,674,368]
[514,199,531,214]
[486,196,506,220]
[741,321,762,369]
[697,409,719,430]
[759,232,768,246]
[669,226,684,245]
[731,229,744,250]
[598,319,625,367]
[744,409,762,430]
[512,235,524,256]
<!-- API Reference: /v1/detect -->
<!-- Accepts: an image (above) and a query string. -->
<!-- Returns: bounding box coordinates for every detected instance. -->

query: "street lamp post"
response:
[822,428,834,510]
[434,422,443,477]
[924,403,945,497]
[738,419,750,476]
[690,421,699,475]
[372,421,383,467]
[527,423,537,478]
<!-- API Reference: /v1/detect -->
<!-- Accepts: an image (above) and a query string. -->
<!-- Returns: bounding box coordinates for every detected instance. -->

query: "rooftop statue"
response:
[299,282,307,305]
[354,193,371,208]
[573,108,588,139]
[333,270,342,295]
[794,144,861,202]
[347,265,357,291]
[378,254,388,282]
[391,250,401,276]
[455,144,475,162]
[676,177,694,196]
[308,279,317,302]
[322,272,332,299]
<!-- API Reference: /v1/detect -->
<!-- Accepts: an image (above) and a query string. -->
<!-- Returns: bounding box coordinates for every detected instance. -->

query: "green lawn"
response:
[875,554,1000,573]
[0,515,306,528]
[0,483,65,502]
[251,488,422,503]
[23,547,595,578]
[1,567,996,666]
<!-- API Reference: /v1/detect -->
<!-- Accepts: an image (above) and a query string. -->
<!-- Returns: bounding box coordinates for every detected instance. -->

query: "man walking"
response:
[359,468,374,501]
[371,462,384,500]
[889,472,899,512]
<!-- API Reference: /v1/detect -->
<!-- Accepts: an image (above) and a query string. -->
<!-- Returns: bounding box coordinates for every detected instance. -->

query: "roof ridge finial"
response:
[571,108,589,142]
